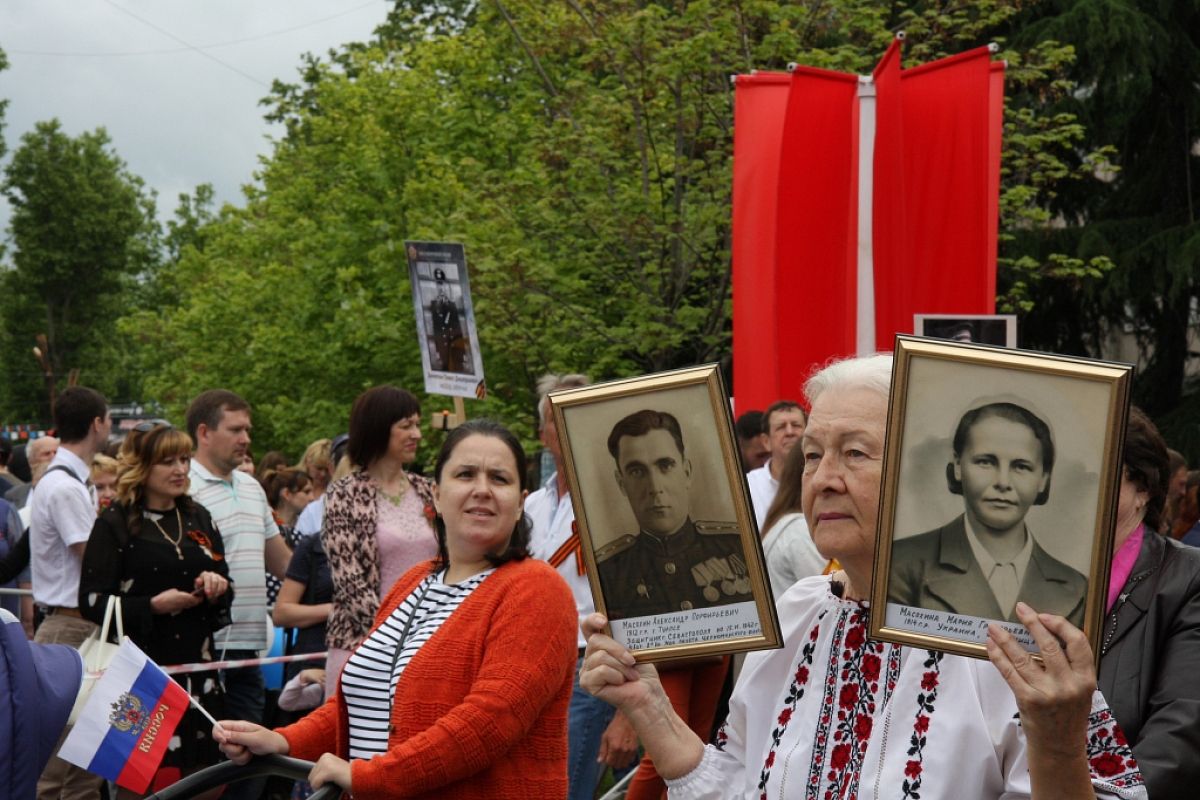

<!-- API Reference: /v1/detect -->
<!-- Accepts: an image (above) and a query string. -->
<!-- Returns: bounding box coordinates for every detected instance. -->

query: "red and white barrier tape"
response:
[84,649,328,679]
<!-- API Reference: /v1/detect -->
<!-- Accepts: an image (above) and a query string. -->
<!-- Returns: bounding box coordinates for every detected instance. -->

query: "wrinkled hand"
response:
[151,588,201,615]
[986,602,1095,759]
[298,668,326,686]
[598,710,639,769]
[194,571,229,602]
[213,720,289,765]
[309,753,352,791]
[579,614,664,713]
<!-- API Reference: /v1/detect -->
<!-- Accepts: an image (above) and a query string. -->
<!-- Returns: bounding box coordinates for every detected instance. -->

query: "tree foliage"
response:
[0,120,159,420]
[1005,0,1200,427]
[124,0,1115,457]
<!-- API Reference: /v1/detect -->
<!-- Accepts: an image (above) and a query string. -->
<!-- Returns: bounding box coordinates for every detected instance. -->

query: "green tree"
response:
[0,120,159,421]
[1008,1,1200,426]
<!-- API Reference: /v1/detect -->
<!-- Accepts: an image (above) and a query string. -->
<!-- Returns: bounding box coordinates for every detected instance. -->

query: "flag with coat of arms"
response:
[59,638,191,793]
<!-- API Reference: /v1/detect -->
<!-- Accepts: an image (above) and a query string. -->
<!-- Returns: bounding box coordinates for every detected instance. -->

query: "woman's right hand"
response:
[213,720,289,765]
[579,613,664,712]
[149,588,202,615]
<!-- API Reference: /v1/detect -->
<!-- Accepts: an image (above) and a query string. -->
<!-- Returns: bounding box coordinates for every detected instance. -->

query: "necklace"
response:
[376,477,410,507]
[149,507,185,560]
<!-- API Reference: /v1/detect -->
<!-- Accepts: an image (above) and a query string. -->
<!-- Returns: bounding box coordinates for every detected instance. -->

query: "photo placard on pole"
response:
[405,240,487,400]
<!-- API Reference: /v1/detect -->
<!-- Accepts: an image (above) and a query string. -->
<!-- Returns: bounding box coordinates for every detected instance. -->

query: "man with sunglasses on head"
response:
[29,386,111,800]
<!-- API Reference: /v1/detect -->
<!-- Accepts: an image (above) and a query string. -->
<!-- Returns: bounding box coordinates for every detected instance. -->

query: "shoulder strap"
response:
[44,464,84,484]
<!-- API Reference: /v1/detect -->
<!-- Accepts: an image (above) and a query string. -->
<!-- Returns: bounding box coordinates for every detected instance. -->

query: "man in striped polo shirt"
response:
[186,389,291,800]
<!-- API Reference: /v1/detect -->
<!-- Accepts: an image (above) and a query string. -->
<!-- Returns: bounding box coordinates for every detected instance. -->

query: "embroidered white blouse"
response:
[666,575,1146,800]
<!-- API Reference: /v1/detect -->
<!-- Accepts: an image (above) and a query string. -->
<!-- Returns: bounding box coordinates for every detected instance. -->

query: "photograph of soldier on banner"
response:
[405,240,487,400]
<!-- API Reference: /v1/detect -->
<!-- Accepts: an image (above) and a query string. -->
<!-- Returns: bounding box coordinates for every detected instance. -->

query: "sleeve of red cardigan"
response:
[273,689,341,761]
[349,563,577,798]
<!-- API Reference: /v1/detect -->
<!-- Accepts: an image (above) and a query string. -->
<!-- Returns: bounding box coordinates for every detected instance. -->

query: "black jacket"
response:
[1099,530,1200,800]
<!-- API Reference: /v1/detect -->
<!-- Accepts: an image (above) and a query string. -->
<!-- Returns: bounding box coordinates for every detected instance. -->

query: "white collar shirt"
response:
[963,517,1034,617]
[30,448,97,607]
[746,462,779,530]
[526,471,592,648]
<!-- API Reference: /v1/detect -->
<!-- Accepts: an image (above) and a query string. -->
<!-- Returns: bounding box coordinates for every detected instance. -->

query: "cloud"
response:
[0,0,387,238]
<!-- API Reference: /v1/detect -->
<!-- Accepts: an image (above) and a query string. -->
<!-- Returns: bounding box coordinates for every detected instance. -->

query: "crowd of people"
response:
[0,360,1198,799]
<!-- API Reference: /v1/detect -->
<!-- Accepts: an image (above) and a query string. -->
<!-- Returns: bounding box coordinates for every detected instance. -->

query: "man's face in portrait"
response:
[954,415,1049,534]
[615,428,692,536]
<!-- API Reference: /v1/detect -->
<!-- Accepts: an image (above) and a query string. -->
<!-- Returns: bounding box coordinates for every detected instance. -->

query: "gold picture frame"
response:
[870,336,1133,661]
[549,364,782,663]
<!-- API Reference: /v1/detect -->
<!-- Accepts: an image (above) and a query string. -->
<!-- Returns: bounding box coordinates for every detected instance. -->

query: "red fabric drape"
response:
[773,67,860,403]
[731,43,1004,405]
[872,46,998,350]
[732,73,792,414]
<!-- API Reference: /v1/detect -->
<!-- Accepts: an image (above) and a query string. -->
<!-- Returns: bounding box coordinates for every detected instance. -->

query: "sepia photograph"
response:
[405,240,487,399]
[870,336,1133,660]
[914,313,1018,347]
[549,365,781,662]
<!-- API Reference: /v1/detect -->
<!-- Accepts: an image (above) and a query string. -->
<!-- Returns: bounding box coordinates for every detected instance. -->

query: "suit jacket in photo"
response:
[888,514,1086,627]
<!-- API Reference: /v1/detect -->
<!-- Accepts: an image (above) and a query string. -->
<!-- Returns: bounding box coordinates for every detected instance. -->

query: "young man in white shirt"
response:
[30,386,110,800]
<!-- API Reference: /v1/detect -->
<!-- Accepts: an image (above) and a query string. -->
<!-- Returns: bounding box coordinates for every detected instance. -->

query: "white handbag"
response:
[68,595,125,725]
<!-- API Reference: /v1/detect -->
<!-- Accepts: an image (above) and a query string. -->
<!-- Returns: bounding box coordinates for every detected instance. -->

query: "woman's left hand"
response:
[987,601,1095,758]
[308,753,352,791]
[194,571,228,602]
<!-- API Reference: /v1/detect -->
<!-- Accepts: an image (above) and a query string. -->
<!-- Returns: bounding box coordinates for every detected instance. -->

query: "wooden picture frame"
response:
[870,336,1133,661]
[549,364,782,662]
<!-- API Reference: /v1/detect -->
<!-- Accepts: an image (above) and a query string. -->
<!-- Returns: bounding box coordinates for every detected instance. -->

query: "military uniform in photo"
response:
[597,518,753,620]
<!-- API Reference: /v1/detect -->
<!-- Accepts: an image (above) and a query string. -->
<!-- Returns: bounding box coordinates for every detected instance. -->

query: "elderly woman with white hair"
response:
[581,354,1145,799]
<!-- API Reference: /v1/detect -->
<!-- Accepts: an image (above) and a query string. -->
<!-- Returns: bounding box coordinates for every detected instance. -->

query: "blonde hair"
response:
[301,438,333,471]
[91,453,119,480]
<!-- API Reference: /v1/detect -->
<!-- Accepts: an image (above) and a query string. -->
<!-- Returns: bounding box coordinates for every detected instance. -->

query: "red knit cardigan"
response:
[276,557,578,799]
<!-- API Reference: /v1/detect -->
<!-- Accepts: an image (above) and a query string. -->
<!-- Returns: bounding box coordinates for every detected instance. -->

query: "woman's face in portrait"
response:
[800,387,888,568]
[434,434,526,559]
[146,453,191,503]
[954,415,1049,534]
[387,414,423,464]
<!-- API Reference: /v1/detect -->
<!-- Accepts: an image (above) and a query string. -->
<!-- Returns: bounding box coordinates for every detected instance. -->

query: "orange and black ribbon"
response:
[548,521,586,576]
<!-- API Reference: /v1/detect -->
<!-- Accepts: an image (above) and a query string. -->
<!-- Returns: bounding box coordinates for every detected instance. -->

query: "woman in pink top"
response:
[321,386,437,694]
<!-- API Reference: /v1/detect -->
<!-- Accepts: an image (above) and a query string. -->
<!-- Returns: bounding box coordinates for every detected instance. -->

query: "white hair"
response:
[804,354,894,407]
[536,373,590,427]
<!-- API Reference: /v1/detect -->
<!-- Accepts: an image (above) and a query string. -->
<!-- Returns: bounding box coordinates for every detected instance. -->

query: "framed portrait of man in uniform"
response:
[870,336,1134,661]
[549,365,782,662]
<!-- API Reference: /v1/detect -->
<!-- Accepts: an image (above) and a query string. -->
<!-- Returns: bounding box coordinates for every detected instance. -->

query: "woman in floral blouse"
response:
[321,385,437,695]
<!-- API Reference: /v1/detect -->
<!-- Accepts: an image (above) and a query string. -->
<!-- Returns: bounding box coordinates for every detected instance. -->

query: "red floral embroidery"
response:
[844,625,865,649]
[778,708,793,725]
[901,651,942,799]
[796,665,809,684]
[424,504,437,522]
[756,612,821,794]
[861,653,880,681]
[838,683,859,709]
[830,743,851,770]
[1086,711,1143,789]
[1090,753,1125,778]
[853,713,873,739]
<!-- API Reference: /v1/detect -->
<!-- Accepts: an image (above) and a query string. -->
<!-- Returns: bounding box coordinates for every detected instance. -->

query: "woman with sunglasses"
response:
[79,424,232,797]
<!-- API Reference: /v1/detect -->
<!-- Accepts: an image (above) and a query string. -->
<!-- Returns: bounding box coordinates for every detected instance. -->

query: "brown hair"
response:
[348,386,421,469]
[1124,406,1170,532]
[115,424,196,536]
[185,389,251,442]
[260,467,312,510]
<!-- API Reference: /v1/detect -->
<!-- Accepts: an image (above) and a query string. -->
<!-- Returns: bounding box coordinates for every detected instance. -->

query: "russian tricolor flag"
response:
[59,638,191,793]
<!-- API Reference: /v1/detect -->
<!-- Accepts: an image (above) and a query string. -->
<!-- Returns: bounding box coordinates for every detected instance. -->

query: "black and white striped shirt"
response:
[341,568,494,760]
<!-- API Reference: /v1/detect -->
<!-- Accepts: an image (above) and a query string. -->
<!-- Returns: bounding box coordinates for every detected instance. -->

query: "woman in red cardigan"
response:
[216,420,579,799]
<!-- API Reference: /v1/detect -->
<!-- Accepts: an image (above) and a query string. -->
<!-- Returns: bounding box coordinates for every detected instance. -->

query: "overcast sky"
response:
[0,0,389,240]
